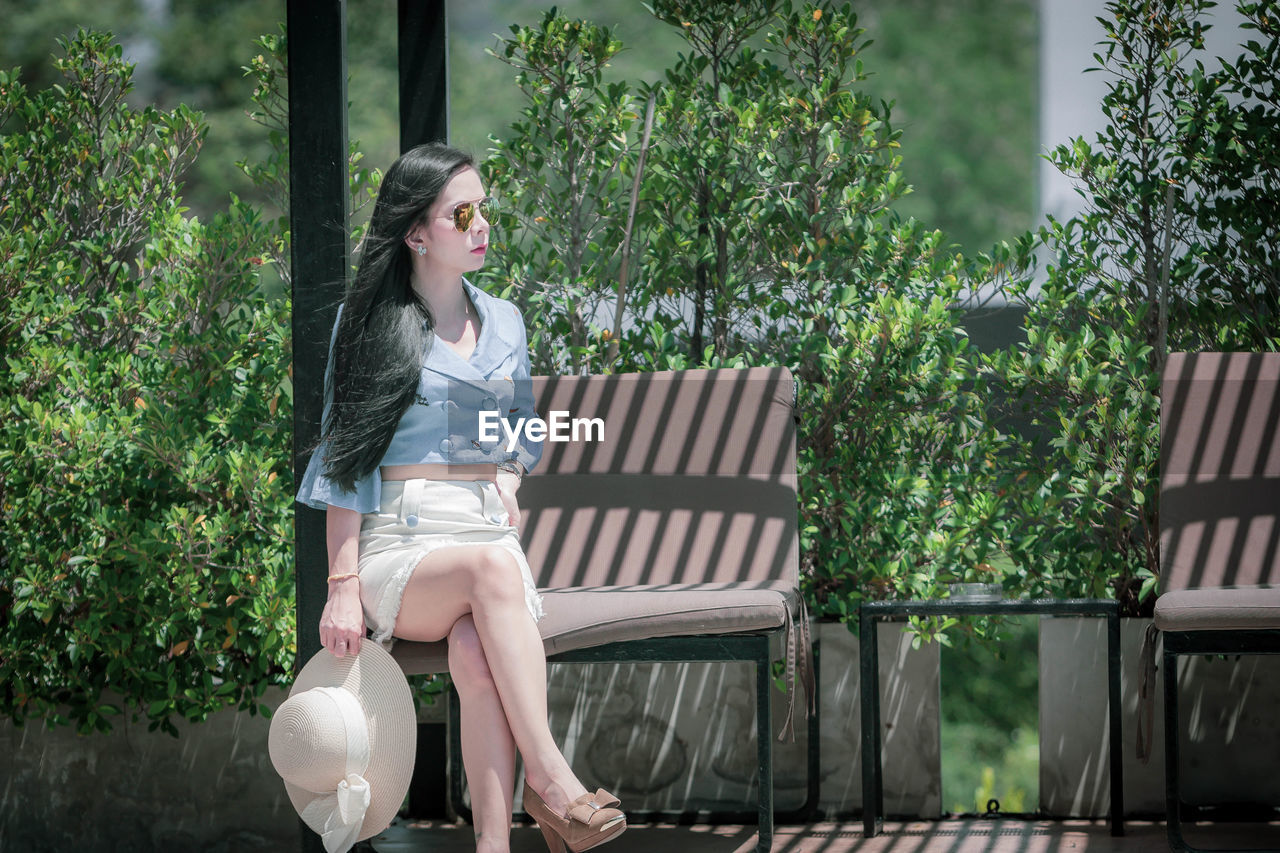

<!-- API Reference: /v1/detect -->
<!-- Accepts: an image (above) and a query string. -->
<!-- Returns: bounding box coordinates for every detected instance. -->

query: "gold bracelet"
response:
[327,572,359,583]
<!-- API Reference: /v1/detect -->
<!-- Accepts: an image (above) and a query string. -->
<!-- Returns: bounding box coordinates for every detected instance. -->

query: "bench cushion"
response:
[1154,586,1280,632]
[391,581,798,676]
[520,368,800,591]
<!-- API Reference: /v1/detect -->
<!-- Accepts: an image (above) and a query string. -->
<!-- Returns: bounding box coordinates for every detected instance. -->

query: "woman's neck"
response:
[410,268,470,325]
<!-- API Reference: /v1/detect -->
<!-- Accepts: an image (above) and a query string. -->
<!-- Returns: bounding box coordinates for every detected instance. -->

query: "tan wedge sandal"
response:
[522,781,627,853]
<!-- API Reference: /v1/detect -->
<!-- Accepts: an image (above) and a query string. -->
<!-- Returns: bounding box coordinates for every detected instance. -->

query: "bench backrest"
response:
[517,367,799,589]
[1160,352,1280,592]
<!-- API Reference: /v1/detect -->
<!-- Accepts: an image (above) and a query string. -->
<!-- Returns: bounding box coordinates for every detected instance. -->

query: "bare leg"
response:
[449,614,515,853]
[393,545,589,818]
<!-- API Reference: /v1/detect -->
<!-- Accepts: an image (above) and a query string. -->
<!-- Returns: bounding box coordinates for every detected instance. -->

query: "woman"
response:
[296,142,625,853]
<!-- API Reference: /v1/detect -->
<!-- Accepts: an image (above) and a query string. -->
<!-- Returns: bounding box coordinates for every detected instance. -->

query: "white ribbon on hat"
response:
[298,686,372,853]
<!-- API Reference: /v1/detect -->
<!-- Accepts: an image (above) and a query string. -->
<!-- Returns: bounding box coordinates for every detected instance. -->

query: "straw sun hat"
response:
[269,642,416,853]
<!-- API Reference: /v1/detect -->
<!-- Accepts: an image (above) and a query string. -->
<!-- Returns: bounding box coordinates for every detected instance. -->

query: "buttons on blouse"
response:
[406,515,419,528]
[439,438,453,453]
[444,400,458,412]
[482,395,498,410]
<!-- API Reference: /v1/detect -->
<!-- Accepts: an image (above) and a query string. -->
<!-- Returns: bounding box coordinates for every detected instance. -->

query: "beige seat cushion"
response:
[1154,586,1280,632]
[391,581,797,676]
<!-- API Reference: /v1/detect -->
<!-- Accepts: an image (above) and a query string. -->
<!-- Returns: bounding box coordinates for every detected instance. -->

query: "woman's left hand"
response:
[494,469,523,535]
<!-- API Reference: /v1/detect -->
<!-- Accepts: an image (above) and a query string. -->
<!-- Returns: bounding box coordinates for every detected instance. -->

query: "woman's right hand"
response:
[323,504,365,658]
[320,578,365,658]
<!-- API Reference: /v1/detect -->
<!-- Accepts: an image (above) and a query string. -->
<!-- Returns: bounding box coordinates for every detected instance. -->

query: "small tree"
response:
[481,13,641,375]
[482,2,1013,636]
[0,31,293,734]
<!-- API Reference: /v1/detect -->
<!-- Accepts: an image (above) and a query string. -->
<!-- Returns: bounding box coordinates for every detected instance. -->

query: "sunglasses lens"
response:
[451,198,495,231]
[453,203,474,231]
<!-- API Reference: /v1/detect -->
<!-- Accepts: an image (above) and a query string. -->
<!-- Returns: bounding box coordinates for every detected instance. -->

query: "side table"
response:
[859,598,1124,837]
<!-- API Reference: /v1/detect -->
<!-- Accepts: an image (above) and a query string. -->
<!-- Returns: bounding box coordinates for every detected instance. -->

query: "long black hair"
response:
[321,142,475,491]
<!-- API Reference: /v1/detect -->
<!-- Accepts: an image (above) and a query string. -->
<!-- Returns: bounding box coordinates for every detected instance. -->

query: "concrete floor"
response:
[369,817,1280,852]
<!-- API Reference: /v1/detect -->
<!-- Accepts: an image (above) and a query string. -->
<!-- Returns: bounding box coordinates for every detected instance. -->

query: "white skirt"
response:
[356,478,545,648]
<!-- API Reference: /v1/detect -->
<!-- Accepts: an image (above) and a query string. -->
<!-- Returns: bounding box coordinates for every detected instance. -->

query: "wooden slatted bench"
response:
[389,366,816,853]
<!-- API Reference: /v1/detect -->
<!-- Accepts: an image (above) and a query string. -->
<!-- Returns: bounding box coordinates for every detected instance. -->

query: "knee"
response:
[468,546,526,605]
[448,615,496,696]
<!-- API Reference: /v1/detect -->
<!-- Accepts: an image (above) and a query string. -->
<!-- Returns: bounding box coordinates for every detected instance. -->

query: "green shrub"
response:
[0,31,293,735]
[480,2,1012,638]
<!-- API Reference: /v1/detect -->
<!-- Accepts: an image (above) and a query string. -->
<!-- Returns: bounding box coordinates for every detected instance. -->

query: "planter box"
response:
[2,618,946,852]
[1039,616,1280,817]
[533,619,941,819]
[833,619,942,818]
[0,688,298,853]
[0,685,457,851]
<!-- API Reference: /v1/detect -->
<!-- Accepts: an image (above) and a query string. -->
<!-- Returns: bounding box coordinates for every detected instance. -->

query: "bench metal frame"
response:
[859,598,1124,838]
[1163,629,1280,853]
[443,632,821,853]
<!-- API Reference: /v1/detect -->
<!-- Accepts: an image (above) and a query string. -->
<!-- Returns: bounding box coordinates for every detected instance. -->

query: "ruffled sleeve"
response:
[295,304,383,513]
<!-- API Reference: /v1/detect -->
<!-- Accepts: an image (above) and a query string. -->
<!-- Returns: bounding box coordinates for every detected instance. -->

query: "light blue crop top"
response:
[295,278,544,513]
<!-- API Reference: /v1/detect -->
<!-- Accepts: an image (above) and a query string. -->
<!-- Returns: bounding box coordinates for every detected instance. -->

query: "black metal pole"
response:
[288,1,349,849]
[871,621,884,824]
[288,0,349,672]
[1107,608,1125,836]
[860,608,879,837]
[398,0,449,151]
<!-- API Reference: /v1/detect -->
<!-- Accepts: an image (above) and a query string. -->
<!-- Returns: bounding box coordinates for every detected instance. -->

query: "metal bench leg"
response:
[1165,643,1197,853]
[1163,643,1235,853]
[756,638,774,853]
[771,635,823,824]
[1163,637,1280,853]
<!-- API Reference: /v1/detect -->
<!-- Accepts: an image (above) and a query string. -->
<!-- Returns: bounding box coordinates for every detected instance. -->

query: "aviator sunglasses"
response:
[437,196,497,232]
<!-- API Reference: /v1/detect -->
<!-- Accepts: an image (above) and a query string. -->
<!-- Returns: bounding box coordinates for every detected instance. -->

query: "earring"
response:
[416,245,426,256]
